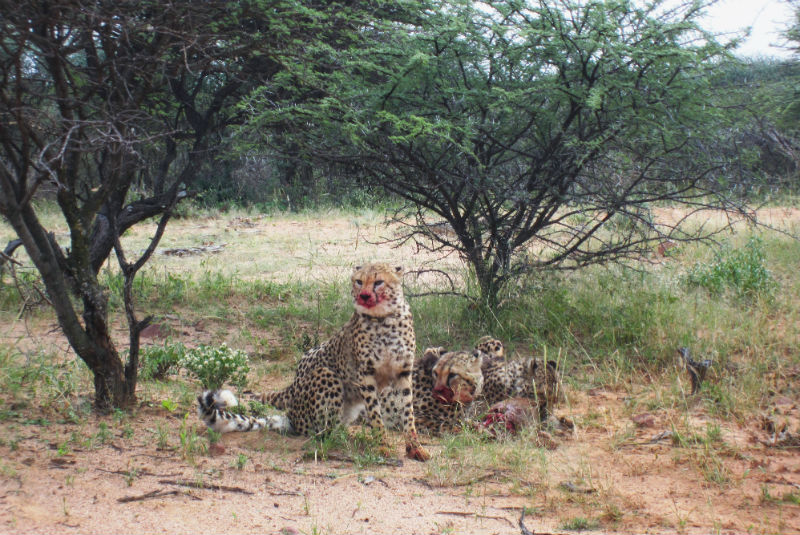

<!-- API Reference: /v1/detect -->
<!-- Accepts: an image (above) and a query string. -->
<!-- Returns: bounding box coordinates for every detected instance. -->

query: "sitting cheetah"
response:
[258,263,429,461]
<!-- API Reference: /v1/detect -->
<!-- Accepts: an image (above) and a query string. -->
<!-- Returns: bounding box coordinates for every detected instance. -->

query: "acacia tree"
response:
[248,0,756,306]
[0,0,376,409]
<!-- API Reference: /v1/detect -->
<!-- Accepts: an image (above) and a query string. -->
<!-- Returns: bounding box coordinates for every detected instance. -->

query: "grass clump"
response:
[425,426,548,491]
[139,341,186,381]
[560,517,600,531]
[305,426,386,468]
[686,236,777,297]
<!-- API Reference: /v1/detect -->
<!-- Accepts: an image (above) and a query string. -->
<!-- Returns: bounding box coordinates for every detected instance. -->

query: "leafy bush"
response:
[139,341,186,381]
[686,237,777,297]
[180,343,250,390]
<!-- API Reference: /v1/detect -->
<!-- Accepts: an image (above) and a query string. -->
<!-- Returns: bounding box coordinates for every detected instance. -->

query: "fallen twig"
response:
[436,511,514,528]
[519,508,533,535]
[96,468,181,478]
[519,507,557,535]
[558,481,596,494]
[412,477,434,489]
[266,485,304,497]
[118,489,181,503]
[158,479,254,494]
[302,451,404,467]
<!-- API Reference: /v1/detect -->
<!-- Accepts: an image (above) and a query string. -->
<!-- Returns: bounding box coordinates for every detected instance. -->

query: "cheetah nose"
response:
[359,293,372,301]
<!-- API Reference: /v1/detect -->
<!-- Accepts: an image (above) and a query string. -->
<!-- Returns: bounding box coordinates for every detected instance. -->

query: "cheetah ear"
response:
[353,265,363,272]
[394,265,403,276]
[423,346,445,359]
[420,347,443,373]
[475,335,493,346]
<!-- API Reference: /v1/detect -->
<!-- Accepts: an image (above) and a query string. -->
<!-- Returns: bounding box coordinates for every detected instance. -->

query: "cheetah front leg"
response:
[396,367,430,462]
[357,375,393,457]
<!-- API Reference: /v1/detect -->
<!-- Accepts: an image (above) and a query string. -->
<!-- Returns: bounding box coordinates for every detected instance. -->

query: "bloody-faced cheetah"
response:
[392,337,562,435]
[382,347,485,435]
[259,263,428,461]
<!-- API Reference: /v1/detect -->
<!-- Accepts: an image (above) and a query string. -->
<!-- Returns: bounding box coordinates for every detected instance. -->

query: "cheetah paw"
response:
[405,443,430,462]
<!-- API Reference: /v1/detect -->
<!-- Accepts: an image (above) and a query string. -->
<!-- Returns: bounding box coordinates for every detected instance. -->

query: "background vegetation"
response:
[1,0,798,412]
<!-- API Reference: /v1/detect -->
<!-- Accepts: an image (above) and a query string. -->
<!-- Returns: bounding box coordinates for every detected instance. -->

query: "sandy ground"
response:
[1,380,799,535]
[1,208,799,534]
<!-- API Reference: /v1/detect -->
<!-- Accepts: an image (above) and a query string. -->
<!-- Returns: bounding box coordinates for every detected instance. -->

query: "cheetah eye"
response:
[355,279,363,286]
[374,280,383,287]
[447,372,458,384]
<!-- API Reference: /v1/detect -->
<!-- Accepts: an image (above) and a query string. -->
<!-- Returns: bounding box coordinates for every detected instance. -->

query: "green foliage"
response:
[178,413,206,462]
[232,453,249,470]
[180,343,250,390]
[784,0,800,56]
[243,0,744,307]
[686,237,777,297]
[140,341,186,381]
[560,517,600,531]
[0,269,46,314]
[709,58,800,190]
[246,399,274,418]
[95,422,112,444]
[305,426,386,468]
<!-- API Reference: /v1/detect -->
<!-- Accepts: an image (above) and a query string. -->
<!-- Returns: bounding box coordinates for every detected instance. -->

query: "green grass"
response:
[4,212,798,426]
[560,517,600,531]
[425,425,549,491]
[304,425,387,468]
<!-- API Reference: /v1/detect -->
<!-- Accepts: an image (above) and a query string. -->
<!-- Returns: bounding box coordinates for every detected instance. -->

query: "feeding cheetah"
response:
[476,336,562,421]
[386,337,562,434]
[382,346,486,435]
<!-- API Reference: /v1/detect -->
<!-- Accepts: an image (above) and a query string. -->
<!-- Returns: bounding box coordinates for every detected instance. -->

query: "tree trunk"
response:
[4,203,136,411]
[83,294,136,410]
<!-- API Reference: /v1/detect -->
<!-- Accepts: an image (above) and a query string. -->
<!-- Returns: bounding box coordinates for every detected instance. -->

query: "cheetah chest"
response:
[373,346,410,391]
[356,317,413,392]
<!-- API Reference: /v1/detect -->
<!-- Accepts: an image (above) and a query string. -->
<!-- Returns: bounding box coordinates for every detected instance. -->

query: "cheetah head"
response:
[431,349,484,405]
[351,263,404,317]
[474,336,504,358]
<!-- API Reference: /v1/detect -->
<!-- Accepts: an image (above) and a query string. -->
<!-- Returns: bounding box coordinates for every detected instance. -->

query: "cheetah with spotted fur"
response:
[390,337,561,434]
[382,346,485,435]
[258,263,428,461]
[475,336,562,422]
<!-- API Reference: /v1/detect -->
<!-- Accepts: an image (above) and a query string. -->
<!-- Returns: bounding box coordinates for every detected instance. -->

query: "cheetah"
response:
[258,263,429,461]
[390,337,561,435]
[475,336,562,421]
[382,346,485,435]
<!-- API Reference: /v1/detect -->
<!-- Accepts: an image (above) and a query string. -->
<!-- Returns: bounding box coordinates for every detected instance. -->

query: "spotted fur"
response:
[476,337,562,421]
[258,263,429,461]
[197,390,269,433]
[383,347,485,435]
[392,338,562,435]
